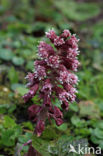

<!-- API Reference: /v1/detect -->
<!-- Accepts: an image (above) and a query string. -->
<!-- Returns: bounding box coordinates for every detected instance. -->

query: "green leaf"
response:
[0,104,10,114]
[26,61,34,70]
[22,122,34,131]
[52,98,61,108]
[11,83,22,90]
[99,142,103,150]
[1,126,22,147]
[16,86,29,96]
[97,121,103,130]
[75,128,91,137]
[1,0,11,9]
[71,116,85,128]
[3,115,16,128]
[8,104,16,113]
[79,101,100,119]
[41,126,59,140]
[18,132,32,144]
[8,67,19,84]
[94,128,103,139]
[92,21,103,42]
[21,49,32,59]
[12,56,24,66]
[54,0,100,21]
[90,135,101,145]
[32,134,51,156]
[96,78,103,98]
[1,129,16,147]
[69,102,79,112]
[11,83,28,95]
[55,123,68,131]
[0,49,14,61]
[0,103,16,114]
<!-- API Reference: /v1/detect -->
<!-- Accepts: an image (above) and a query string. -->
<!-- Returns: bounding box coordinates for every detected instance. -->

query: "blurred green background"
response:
[0,0,103,155]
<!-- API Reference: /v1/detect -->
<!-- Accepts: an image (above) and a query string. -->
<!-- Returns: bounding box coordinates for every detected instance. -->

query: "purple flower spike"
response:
[23,29,80,136]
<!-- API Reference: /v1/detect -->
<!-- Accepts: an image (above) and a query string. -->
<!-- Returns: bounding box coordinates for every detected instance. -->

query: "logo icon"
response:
[69,144,78,153]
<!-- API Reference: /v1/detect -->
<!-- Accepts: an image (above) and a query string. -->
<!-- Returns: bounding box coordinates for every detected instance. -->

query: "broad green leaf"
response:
[32,134,51,156]
[0,49,14,61]
[54,0,100,21]
[52,98,61,108]
[8,67,19,84]
[11,83,28,94]
[90,135,101,145]
[94,128,103,139]
[12,56,24,66]
[21,49,32,59]
[16,86,29,96]
[79,101,100,119]
[22,122,34,131]
[0,126,22,147]
[92,21,103,42]
[18,132,32,144]
[71,115,86,128]
[1,129,16,147]
[41,126,59,140]
[98,122,103,129]
[26,61,34,70]
[99,142,103,150]
[55,123,68,131]
[0,104,9,114]
[3,115,16,128]
[8,104,16,113]
[75,128,91,137]
[69,102,79,112]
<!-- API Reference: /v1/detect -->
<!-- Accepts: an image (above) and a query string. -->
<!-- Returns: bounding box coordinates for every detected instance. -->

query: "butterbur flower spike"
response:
[23,29,80,136]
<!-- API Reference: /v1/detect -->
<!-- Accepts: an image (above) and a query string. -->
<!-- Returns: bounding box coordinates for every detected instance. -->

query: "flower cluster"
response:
[23,29,80,136]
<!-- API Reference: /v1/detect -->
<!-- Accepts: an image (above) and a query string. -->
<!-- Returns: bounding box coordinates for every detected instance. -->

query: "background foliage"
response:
[0,0,103,155]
